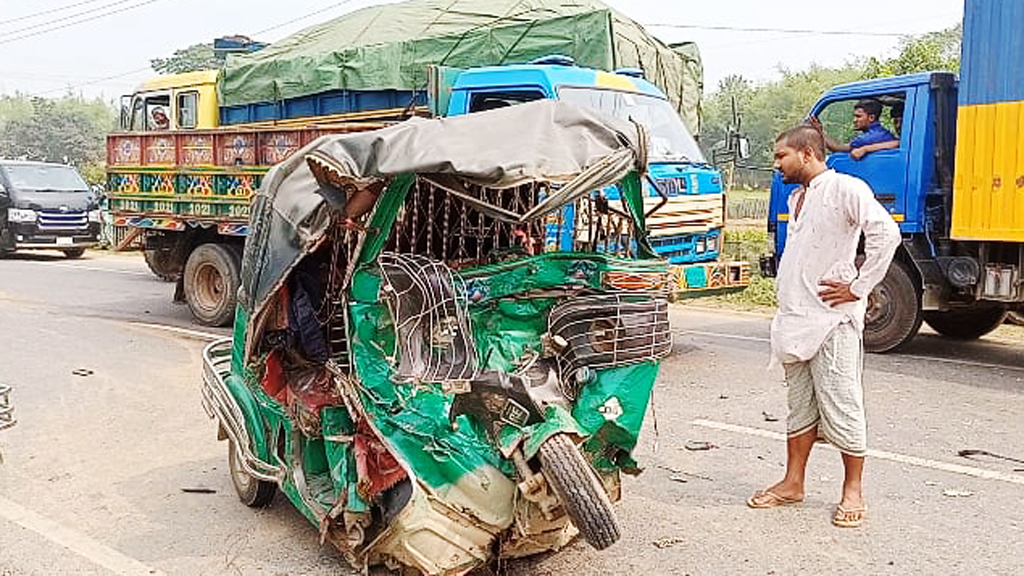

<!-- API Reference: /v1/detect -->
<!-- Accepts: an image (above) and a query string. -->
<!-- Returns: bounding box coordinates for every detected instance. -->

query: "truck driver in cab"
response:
[809,99,897,161]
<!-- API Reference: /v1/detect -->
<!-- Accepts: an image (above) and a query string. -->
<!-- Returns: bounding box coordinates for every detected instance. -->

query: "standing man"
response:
[747,125,901,528]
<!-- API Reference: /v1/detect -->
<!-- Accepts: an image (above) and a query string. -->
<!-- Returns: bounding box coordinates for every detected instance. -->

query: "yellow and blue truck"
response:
[763,0,1024,351]
[107,0,748,325]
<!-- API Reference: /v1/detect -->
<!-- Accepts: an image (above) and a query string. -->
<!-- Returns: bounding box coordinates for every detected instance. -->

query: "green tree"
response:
[863,24,962,78]
[151,43,221,74]
[0,94,117,184]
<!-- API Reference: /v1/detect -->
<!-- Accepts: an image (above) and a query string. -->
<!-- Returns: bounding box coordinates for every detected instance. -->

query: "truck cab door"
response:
[817,95,910,223]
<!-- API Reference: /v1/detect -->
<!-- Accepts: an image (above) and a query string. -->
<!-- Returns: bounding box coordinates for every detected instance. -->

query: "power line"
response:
[252,0,357,36]
[0,0,110,26]
[30,0,364,97]
[0,0,142,38]
[644,23,907,38]
[0,0,167,46]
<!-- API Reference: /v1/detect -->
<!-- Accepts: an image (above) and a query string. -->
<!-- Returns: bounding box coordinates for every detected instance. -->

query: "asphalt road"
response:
[1,250,1022,575]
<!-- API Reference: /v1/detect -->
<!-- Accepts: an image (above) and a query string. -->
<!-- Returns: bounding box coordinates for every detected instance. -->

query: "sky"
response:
[0,0,965,101]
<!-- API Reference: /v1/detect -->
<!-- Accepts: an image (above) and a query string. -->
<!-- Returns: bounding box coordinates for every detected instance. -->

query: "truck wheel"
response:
[144,248,183,282]
[863,261,921,353]
[184,243,240,327]
[62,248,86,259]
[228,440,275,507]
[537,433,620,550]
[922,307,1007,340]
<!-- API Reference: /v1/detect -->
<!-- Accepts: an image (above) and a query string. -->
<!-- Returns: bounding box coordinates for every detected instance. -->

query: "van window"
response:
[1,164,88,192]
[177,91,199,129]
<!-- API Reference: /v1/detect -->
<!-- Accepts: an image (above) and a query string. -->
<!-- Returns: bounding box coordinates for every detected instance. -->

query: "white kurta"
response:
[770,169,902,365]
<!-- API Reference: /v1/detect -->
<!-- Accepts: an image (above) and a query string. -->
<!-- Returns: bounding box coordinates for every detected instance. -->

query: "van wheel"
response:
[63,248,86,259]
[228,440,275,508]
[537,433,620,550]
[863,261,921,353]
[923,307,1007,340]
[184,243,240,327]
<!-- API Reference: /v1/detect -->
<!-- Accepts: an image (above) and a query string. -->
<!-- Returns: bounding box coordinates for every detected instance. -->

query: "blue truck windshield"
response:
[1,164,88,192]
[558,87,706,163]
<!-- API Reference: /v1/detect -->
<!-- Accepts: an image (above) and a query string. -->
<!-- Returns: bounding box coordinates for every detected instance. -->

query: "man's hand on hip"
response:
[818,280,859,306]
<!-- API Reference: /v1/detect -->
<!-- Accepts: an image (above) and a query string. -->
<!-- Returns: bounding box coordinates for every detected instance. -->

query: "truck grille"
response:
[38,210,87,230]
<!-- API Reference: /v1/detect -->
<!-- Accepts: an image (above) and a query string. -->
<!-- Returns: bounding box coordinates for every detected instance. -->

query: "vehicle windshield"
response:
[558,87,706,163]
[1,164,88,192]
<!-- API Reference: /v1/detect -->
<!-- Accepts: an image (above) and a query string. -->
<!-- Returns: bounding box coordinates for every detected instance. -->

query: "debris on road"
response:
[71,368,94,377]
[181,487,217,494]
[924,481,939,486]
[652,536,686,549]
[942,489,975,497]
[669,473,688,483]
[762,411,779,422]
[684,440,717,451]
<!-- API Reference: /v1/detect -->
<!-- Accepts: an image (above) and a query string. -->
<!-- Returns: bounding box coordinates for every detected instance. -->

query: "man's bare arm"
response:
[851,139,899,160]
[808,116,849,152]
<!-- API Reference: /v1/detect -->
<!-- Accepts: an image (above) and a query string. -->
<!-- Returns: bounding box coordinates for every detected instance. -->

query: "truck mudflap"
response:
[200,338,283,483]
[668,260,750,299]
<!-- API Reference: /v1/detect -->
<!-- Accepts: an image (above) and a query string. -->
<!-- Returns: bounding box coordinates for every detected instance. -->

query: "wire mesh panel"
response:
[548,295,671,398]
[385,177,642,267]
[378,253,477,383]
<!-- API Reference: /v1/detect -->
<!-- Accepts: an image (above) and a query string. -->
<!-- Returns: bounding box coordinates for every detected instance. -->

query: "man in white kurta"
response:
[747,125,901,528]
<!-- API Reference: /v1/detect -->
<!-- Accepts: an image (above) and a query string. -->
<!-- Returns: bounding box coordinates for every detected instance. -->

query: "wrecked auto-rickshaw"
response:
[201,100,672,574]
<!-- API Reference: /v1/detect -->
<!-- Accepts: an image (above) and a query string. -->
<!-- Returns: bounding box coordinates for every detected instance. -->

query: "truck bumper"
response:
[669,260,750,299]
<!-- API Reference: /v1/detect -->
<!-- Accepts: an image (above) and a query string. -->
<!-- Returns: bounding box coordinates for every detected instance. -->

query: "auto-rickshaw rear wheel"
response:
[228,439,276,507]
[537,433,620,550]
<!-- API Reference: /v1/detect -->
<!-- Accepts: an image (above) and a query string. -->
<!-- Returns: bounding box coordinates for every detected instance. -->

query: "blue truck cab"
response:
[446,60,726,266]
[764,72,976,352]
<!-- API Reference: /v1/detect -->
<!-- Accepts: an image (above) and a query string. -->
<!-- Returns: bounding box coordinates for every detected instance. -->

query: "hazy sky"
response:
[0,0,965,100]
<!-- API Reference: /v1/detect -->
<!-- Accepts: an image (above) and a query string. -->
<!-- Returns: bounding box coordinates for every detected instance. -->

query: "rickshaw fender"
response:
[223,373,273,462]
[500,405,586,461]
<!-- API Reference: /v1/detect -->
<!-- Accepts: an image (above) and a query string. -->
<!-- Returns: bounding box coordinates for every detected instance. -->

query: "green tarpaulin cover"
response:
[219,0,703,134]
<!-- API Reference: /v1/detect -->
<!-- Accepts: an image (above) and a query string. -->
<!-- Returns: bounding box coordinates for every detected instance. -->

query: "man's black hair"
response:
[777,124,826,160]
[854,99,883,120]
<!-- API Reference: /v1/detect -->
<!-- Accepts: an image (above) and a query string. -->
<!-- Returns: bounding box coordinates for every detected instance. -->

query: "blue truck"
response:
[762,0,1024,352]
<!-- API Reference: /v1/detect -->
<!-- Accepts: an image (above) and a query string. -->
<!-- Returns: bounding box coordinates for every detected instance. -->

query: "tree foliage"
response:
[151,43,221,74]
[0,94,117,184]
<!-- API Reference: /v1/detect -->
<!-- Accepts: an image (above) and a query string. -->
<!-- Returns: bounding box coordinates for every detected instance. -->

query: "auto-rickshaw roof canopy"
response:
[240,99,648,319]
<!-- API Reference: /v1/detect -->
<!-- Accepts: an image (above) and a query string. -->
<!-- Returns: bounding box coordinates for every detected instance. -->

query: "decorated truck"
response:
[107,0,748,326]
[762,0,1024,352]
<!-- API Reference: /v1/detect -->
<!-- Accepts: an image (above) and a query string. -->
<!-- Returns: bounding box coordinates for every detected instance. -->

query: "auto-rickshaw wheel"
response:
[537,433,620,550]
[228,439,276,507]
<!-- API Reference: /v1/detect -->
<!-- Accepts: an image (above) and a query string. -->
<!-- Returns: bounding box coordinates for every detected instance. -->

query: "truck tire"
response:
[922,307,1007,340]
[864,261,921,353]
[228,440,275,507]
[184,243,240,327]
[62,248,86,259]
[144,248,182,282]
[537,433,620,550]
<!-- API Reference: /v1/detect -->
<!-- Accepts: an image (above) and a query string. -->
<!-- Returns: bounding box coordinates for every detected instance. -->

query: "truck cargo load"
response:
[218,0,704,135]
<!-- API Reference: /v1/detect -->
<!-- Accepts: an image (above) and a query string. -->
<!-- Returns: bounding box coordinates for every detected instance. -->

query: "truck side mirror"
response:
[738,137,750,160]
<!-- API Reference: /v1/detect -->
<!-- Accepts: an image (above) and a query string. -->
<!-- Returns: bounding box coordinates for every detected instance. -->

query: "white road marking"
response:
[677,329,1024,373]
[693,419,1024,487]
[0,496,162,575]
[25,262,153,277]
[130,322,223,341]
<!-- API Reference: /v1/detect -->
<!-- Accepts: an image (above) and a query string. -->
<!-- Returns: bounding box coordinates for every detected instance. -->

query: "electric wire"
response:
[0,0,140,37]
[0,0,167,46]
[0,0,112,26]
[644,23,908,37]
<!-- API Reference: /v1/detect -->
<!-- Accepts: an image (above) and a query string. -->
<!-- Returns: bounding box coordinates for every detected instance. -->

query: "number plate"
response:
[56,237,74,246]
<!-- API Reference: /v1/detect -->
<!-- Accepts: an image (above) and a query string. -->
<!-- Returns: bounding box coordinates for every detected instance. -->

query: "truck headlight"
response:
[8,209,37,223]
[88,209,102,223]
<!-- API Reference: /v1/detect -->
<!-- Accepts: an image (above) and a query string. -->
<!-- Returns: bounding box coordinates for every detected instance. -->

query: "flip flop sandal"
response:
[746,490,804,509]
[833,504,867,527]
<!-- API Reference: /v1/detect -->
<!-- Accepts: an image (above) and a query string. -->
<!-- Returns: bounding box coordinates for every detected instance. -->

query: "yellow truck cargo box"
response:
[951,100,1024,242]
